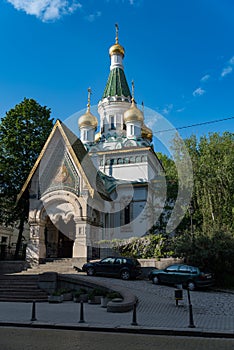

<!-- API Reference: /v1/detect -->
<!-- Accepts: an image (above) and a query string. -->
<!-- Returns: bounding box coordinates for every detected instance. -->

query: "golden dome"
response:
[109,23,125,57]
[78,110,98,129]
[124,100,144,123]
[142,123,153,141]
[109,43,125,57]
[78,87,98,129]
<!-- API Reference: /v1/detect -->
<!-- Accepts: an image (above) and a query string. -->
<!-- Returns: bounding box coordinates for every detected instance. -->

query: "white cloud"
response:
[200,74,210,83]
[7,0,82,22]
[221,66,233,78]
[192,87,205,97]
[85,11,101,22]
[176,107,185,113]
[162,104,173,115]
[229,56,234,65]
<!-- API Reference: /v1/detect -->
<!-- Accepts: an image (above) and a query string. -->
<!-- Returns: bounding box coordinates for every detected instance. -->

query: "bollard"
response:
[31,300,37,321]
[187,289,195,328]
[131,303,138,326]
[79,300,85,323]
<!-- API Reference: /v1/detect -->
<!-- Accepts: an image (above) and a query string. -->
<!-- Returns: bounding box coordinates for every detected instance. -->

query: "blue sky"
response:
[1,0,234,144]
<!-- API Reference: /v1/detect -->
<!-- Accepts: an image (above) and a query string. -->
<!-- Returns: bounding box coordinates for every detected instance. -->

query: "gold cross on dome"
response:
[115,23,119,43]
[87,87,92,111]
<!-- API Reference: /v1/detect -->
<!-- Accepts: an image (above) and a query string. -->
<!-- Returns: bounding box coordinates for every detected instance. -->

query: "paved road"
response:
[0,328,233,350]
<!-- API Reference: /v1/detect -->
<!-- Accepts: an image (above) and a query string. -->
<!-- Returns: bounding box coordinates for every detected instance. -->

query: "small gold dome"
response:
[109,43,125,57]
[124,100,144,123]
[142,123,153,141]
[78,111,98,129]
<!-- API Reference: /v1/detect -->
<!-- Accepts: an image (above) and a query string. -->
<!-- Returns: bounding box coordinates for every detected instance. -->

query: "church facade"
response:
[19,28,163,266]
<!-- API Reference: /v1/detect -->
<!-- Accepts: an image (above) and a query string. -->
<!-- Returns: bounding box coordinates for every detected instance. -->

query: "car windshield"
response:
[100,257,115,264]
[165,265,179,272]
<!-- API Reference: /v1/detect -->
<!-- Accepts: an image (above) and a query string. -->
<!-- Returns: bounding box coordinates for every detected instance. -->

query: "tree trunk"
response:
[14,216,24,260]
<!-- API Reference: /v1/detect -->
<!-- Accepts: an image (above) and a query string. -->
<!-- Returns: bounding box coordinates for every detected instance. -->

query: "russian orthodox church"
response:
[19,26,163,266]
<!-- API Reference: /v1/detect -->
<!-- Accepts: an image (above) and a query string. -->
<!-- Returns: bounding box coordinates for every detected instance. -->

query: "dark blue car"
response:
[82,256,142,280]
[149,264,214,290]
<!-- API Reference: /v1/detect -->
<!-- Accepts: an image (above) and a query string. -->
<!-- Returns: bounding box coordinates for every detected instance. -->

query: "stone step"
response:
[0,274,48,302]
[24,260,78,274]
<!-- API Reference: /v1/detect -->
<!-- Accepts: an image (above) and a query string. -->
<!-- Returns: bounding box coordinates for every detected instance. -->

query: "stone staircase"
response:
[24,258,77,275]
[0,274,48,302]
[0,259,86,302]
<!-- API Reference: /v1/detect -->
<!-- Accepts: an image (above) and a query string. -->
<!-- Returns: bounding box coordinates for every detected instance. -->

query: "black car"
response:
[148,264,214,291]
[82,256,142,280]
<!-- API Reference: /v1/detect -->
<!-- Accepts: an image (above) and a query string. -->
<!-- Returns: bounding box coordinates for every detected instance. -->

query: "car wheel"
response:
[152,276,160,285]
[187,281,196,291]
[120,270,130,280]
[87,267,95,276]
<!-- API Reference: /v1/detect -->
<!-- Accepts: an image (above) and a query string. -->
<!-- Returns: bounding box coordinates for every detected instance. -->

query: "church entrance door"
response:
[58,231,74,258]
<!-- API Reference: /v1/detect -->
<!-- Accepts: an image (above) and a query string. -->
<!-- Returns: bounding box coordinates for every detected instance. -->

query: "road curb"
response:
[0,321,233,339]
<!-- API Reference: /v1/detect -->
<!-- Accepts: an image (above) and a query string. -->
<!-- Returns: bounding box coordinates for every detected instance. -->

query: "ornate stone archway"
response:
[26,190,89,265]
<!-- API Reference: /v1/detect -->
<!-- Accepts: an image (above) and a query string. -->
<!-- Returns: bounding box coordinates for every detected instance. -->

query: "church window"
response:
[124,204,130,224]
[1,236,7,243]
[130,124,134,135]
[82,129,88,141]
[110,116,115,130]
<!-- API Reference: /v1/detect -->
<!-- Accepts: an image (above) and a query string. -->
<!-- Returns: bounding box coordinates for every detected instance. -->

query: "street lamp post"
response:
[188,202,194,238]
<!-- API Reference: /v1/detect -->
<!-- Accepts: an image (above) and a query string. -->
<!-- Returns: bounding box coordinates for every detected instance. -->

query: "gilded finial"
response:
[115,23,119,44]
[131,80,135,102]
[87,87,91,112]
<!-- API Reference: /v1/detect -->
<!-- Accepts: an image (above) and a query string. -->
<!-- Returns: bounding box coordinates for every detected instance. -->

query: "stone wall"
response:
[0,261,28,274]
[139,258,184,279]
[139,257,183,269]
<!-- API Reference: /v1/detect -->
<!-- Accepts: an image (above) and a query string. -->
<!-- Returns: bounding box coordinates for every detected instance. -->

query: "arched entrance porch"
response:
[26,190,89,265]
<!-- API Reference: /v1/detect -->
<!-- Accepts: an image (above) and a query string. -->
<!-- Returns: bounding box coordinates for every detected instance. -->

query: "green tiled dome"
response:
[102,67,131,99]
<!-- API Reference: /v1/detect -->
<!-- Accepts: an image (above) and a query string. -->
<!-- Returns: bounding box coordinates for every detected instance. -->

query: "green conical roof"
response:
[102,67,131,99]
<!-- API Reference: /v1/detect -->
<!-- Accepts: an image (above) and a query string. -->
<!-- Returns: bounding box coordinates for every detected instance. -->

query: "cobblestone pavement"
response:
[78,275,234,332]
[0,276,233,334]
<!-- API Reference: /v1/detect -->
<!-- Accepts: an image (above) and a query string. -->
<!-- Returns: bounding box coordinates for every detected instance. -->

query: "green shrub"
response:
[88,287,107,299]
[73,288,88,298]
[106,291,122,299]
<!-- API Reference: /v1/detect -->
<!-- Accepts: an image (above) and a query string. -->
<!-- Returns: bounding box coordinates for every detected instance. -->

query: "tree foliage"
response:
[172,228,234,286]
[184,132,234,232]
[113,235,174,259]
[0,98,54,257]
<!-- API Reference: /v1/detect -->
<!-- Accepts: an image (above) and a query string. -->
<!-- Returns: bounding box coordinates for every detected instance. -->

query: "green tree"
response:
[184,132,234,232]
[0,98,54,258]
